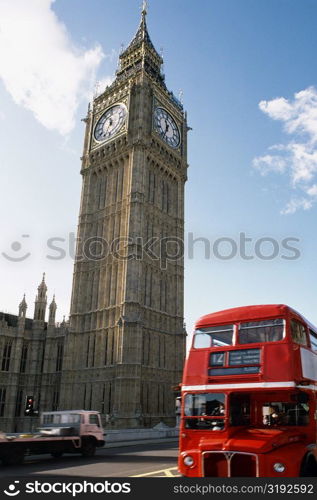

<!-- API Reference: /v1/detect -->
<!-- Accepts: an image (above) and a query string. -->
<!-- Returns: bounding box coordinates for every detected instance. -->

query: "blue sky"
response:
[0,0,317,345]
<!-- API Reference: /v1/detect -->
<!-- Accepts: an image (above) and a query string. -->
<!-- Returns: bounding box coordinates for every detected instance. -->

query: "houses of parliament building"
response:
[0,6,188,432]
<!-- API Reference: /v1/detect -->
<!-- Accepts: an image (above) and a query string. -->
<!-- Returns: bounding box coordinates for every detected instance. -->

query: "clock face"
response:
[154,107,180,148]
[94,104,127,142]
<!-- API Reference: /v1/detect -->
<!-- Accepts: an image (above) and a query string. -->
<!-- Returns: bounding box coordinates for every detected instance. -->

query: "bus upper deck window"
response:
[239,319,284,344]
[291,320,308,346]
[309,329,317,351]
[194,325,234,348]
[194,332,212,348]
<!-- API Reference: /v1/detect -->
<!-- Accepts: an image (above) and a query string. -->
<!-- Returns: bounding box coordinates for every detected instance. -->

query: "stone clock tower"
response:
[60,6,188,428]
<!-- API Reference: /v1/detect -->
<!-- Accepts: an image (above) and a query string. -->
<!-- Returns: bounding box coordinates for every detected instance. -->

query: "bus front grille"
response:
[202,451,258,477]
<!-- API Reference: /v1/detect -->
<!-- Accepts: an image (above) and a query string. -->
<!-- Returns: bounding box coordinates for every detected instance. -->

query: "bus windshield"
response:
[184,393,225,430]
[194,325,234,348]
[238,319,284,344]
[193,318,284,348]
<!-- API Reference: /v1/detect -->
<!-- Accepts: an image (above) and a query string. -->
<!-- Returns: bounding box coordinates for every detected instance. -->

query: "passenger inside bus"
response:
[262,402,309,426]
[263,405,286,426]
[211,402,225,416]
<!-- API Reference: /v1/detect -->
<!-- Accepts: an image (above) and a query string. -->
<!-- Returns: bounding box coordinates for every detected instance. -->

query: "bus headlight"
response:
[183,455,195,467]
[273,462,285,473]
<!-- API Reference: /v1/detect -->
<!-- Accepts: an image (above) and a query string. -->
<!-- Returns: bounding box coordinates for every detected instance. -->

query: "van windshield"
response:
[42,413,81,425]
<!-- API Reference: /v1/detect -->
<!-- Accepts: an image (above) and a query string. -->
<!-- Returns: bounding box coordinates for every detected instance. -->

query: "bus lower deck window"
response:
[262,402,309,426]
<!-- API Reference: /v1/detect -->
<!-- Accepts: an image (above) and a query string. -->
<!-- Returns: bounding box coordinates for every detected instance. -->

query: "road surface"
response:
[0,442,180,478]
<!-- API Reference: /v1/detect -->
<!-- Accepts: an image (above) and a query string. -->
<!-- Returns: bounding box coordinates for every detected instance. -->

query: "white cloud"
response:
[253,86,317,213]
[252,153,287,175]
[0,0,106,135]
[281,198,314,215]
[307,184,317,196]
[259,97,293,122]
[259,87,317,142]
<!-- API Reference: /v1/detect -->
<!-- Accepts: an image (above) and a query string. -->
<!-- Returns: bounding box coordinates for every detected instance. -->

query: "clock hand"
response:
[104,118,113,136]
[163,120,169,138]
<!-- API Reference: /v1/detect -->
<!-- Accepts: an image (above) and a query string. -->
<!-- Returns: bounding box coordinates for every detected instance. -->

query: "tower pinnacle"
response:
[18,294,27,318]
[48,294,57,326]
[142,0,148,16]
[34,273,48,322]
[116,2,164,85]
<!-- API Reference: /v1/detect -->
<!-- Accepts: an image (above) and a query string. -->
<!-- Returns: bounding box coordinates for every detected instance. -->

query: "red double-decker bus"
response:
[178,304,317,477]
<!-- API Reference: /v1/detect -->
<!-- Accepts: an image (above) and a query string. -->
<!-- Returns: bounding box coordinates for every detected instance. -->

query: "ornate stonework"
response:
[0,275,67,432]
[60,9,187,428]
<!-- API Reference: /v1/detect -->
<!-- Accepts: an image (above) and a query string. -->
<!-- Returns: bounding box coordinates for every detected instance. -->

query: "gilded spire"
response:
[122,4,155,54]
[142,0,148,14]
[116,2,164,85]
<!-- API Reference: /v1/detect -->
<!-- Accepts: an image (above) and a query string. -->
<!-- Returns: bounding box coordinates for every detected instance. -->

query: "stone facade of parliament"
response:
[0,8,188,432]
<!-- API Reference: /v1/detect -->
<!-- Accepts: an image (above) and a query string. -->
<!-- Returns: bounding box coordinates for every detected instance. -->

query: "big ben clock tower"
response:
[61,5,188,428]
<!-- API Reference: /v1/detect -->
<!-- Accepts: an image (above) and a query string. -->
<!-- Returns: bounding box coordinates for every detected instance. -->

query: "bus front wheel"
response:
[300,455,317,477]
